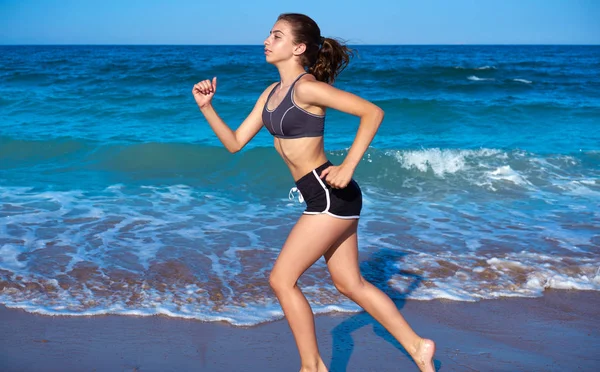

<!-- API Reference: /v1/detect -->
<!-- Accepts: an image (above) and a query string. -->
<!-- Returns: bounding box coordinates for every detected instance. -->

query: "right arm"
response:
[192,77,277,153]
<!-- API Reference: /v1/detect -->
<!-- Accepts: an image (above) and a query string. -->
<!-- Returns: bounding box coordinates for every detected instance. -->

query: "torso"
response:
[274,137,328,180]
[263,73,329,180]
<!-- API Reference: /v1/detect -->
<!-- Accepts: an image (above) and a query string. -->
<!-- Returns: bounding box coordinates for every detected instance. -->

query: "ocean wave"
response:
[455,65,497,70]
[389,148,501,177]
[362,148,599,198]
[2,137,599,197]
[467,75,496,81]
[513,78,533,84]
[1,147,598,326]
[482,165,533,190]
[386,252,600,302]
[1,245,598,325]
[344,64,502,82]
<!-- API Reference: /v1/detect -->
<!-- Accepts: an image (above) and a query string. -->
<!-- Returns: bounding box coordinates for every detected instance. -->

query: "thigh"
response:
[271,214,356,284]
[324,220,362,285]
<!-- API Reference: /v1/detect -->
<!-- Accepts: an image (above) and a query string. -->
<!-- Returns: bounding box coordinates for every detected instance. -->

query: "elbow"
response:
[226,135,242,153]
[227,143,242,154]
[372,106,384,126]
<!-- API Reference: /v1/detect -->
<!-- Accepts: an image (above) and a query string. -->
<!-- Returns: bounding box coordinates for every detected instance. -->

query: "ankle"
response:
[409,337,424,356]
[300,358,326,372]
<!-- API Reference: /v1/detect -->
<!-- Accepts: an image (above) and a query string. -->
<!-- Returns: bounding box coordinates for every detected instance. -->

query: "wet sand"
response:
[1,289,599,371]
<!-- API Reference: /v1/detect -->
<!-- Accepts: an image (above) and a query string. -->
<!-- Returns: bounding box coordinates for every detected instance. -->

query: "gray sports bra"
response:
[262,73,325,139]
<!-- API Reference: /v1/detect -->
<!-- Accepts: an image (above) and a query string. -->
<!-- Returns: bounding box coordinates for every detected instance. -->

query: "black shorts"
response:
[292,161,362,219]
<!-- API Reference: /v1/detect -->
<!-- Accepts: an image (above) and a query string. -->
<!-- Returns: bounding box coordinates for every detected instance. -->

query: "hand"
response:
[319,163,355,189]
[192,77,217,109]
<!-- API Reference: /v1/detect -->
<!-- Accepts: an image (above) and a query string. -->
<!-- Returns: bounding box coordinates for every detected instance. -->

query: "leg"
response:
[269,214,356,372]
[324,220,436,372]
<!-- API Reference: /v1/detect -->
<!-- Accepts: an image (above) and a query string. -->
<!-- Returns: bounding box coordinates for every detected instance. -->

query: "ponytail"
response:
[308,37,355,84]
[277,13,355,85]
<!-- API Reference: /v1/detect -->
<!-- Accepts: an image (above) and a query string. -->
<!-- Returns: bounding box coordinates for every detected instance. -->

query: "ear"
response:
[293,43,307,56]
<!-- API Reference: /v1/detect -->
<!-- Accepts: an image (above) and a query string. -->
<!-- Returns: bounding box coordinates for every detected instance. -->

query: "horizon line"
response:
[1,43,599,47]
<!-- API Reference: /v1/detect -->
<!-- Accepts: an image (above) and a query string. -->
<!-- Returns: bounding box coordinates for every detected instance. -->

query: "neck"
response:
[276,63,306,87]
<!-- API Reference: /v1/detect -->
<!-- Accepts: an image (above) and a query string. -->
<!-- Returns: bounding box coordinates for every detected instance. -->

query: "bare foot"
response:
[412,338,436,372]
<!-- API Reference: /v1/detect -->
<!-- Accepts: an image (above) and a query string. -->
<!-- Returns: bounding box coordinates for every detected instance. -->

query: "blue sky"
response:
[1,0,598,45]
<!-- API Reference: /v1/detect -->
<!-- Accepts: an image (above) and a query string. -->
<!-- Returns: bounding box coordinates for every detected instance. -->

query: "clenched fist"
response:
[192,77,217,109]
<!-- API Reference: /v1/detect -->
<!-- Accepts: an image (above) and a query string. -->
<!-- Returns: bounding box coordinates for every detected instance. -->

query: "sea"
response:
[0,45,599,326]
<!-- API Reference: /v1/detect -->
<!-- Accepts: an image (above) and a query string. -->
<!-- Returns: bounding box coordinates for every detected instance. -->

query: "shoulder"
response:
[294,74,340,105]
[292,75,381,117]
[294,74,330,98]
[295,73,319,88]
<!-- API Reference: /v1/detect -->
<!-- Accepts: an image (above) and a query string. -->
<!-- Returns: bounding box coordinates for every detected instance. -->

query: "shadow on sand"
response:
[329,248,441,371]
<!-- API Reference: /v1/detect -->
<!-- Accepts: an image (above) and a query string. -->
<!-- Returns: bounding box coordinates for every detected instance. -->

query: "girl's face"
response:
[263,20,304,65]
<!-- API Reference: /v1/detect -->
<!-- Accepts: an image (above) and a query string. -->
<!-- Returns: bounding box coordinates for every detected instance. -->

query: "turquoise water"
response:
[0,45,599,325]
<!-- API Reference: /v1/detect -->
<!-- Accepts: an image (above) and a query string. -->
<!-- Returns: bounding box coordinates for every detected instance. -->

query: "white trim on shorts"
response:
[301,170,360,220]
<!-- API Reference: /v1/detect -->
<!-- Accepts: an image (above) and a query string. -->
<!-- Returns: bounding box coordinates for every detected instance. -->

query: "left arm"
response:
[295,80,384,187]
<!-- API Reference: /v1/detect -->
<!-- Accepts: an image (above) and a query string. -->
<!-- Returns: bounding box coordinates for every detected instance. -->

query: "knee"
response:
[333,277,365,299]
[269,270,296,295]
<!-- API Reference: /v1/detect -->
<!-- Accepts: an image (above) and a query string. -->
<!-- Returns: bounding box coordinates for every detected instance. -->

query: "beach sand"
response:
[1,289,599,371]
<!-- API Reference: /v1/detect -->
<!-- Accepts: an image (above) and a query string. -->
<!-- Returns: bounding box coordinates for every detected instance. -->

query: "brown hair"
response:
[277,13,355,84]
